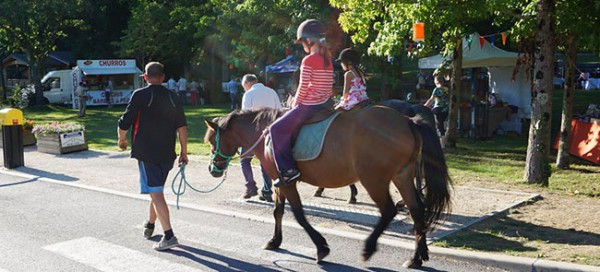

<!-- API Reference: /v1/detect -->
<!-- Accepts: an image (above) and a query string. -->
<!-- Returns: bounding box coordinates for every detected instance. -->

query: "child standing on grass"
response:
[334,48,369,110]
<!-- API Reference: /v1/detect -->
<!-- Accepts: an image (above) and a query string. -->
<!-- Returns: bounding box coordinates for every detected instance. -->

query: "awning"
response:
[266,55,299,74]
[80,67,142,75]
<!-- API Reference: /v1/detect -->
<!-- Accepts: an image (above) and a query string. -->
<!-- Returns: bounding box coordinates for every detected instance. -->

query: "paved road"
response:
[0,172,507,272]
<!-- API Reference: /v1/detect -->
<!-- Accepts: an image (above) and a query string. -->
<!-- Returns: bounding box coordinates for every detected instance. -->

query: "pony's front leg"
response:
[264,187,285,250]
[282,184,330,263]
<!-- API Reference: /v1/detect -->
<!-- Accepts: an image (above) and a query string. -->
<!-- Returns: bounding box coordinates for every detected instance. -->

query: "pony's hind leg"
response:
[281,184,330,263]
[359,178,397,261]
[264,188,285,250]
[348,184,358,204]
[392,174,428,268]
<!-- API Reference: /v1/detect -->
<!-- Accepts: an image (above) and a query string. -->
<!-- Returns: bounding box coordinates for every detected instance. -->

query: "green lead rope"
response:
[171,161,227,210]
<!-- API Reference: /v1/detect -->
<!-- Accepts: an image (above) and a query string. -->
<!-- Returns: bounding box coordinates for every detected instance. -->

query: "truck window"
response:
[42,77,61,90]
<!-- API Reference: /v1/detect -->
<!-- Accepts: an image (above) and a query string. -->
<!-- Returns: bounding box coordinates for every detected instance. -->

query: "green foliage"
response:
[0,0,85,105]
[7,85,34,109]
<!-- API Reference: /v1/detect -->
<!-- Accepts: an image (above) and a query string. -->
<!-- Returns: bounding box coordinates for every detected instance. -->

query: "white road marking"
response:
[43,237,201,272]
[172,219,316,262]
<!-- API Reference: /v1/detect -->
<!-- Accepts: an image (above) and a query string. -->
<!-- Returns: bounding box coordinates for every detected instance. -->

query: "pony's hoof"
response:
[263,240,280,250]
[313,190,323,197]
[347,197,357,204]
[361,249,375,261]
[402,259,423,268]
[316,245,330,263]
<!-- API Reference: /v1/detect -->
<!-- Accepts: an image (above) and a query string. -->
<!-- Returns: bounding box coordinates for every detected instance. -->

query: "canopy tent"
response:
[265,55,299,74]
[418,33,530,134]
[418,33,519,69]
[264,55,300,103]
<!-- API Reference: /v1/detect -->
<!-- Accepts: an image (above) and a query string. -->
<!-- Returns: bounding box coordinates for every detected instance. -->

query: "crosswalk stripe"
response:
[43,237,201,272]
[172,219,316,261]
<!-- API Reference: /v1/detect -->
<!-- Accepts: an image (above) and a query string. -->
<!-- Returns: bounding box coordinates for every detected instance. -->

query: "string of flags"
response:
[466,32,508,49]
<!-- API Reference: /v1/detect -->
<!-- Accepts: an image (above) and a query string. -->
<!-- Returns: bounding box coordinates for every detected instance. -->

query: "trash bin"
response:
[0,108,25,169]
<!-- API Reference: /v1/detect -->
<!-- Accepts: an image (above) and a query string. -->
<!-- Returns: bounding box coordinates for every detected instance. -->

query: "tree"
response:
[0,0,84,105]
[331,0,493,148]
[524,0,557,185]
[554,0,600,169]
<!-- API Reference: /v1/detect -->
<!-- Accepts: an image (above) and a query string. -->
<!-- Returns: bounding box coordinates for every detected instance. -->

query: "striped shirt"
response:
[293,53,333,107]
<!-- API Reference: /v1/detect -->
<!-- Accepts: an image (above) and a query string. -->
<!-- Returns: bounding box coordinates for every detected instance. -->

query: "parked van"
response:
[40,59,143,108]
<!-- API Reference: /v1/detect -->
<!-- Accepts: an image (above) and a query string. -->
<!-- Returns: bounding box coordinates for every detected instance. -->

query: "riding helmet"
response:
[335,48,361,65]
[296,19,326,43]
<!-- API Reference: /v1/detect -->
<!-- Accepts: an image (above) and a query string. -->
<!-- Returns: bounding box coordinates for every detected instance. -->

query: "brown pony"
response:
[203,105,451,268]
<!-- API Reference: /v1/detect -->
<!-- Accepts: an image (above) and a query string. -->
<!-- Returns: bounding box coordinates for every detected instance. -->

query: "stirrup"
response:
[274,169,301,187]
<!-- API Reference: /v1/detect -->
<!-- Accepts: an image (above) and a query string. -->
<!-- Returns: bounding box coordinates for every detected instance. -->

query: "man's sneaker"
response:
[259,194,273,202]
[153,236,179,251]
[143,221,155,239]
[242,189,258,199]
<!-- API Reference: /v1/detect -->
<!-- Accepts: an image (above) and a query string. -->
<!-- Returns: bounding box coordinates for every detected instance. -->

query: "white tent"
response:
[418,33,531,134]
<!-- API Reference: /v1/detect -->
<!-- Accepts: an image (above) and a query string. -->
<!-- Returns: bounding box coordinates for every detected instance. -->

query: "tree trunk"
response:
[447,38,462,148]
[556,35,578,169]
[26,51,45,106]
[524,0,556,185]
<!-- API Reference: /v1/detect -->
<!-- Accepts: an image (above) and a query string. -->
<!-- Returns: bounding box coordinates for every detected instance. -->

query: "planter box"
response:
[0,128,36,147]
[36,131,88,155]
[23,129,36,146]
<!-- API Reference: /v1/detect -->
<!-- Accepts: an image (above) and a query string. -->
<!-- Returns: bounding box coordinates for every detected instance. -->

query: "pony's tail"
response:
[412,119,452,230]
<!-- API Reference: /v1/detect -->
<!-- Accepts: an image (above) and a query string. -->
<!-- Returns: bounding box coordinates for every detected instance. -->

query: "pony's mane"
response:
[204,108,287,143]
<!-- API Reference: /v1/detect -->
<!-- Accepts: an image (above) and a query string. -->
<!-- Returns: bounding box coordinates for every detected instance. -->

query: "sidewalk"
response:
[1,146,598,272]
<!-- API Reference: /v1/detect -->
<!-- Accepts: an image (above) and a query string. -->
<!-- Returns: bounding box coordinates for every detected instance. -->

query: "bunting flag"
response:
[479,36,485,48]
[490,35,495,47]
[467,35,473,49]
[501,32,507,45]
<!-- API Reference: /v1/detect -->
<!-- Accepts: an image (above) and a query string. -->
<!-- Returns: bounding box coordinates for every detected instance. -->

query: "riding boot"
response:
[273,169,301,187]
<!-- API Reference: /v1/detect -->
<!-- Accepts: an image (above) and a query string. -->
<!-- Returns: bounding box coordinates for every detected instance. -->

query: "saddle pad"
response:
[293,111,341,161]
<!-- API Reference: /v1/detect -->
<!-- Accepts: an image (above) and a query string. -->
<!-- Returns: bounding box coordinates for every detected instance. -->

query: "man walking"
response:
[117,62,188,251]
[240,74,281,202]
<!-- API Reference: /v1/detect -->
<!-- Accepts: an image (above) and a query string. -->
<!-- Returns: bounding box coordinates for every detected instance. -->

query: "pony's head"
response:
[203,108,286,177]
[204,116,239,177]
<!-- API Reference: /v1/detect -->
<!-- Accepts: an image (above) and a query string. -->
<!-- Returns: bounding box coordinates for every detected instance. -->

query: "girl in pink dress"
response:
[335,48,369,110]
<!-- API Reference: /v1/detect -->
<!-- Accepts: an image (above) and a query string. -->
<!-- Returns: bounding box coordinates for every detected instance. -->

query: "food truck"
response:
[40,59,143,108]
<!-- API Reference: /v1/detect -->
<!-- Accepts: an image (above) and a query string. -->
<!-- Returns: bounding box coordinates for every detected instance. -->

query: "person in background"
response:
[189,79,199,106]
[198,79,207,105]
[334,48,369,110]
[117,62,188,251]
[227,76,240,110]
[269,19,334,187]
[239,73,282,202]
[424,76,449,148]
[177,76,188,104]
[167,75,177,93]
[77,76,89,117]
[105,77,113,108]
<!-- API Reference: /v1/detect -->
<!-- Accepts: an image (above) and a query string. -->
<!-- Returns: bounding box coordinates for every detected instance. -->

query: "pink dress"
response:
[337,71,368,110]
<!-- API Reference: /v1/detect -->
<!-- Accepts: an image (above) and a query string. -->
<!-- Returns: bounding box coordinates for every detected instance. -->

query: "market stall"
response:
[419,33,530,137]
[73,59,143,108]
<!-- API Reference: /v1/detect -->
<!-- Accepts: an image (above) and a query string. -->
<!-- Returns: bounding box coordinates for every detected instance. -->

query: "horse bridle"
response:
[209,127,267,173]
[209,127,236,173]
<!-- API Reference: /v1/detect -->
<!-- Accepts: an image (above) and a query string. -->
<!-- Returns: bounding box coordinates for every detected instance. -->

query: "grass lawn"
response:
[22,103,232,156]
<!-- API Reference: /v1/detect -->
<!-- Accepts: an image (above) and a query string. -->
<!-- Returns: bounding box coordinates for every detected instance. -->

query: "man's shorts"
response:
[138,160,174,194]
